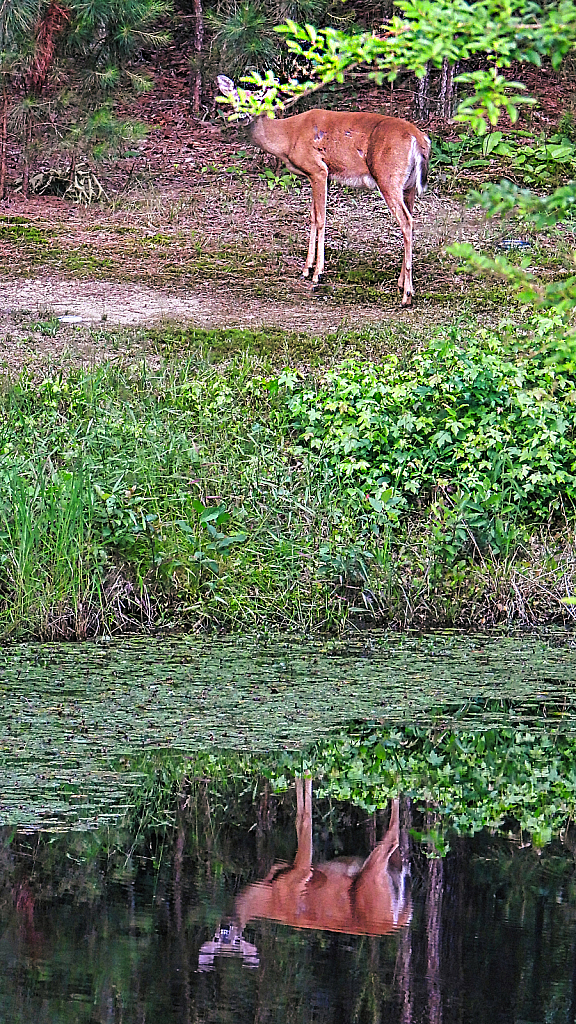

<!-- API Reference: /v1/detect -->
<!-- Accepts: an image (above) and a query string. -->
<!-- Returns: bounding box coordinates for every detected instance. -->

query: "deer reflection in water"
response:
[198,778,411,969]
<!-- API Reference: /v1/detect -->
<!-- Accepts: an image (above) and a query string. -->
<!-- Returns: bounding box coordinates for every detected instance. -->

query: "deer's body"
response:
[234,779,411,936]
[247,106,430,306]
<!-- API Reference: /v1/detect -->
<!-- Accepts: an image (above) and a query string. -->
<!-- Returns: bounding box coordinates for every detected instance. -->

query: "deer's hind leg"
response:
[378,182,414,306]
[397,186,416,296]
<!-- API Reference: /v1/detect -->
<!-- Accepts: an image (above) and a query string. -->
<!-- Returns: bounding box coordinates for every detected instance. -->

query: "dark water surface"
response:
[2,631,576,1022]
[1,783,576,1024]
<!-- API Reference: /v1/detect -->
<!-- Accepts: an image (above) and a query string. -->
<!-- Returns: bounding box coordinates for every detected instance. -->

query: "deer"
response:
[217,75,431,307]
[198,777,411,970]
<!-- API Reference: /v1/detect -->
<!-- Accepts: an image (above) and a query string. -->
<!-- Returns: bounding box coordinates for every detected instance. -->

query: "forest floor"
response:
[0,54,574,375]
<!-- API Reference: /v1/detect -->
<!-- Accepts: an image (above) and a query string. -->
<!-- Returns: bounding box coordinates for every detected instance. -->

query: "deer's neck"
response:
[249,115,285,158]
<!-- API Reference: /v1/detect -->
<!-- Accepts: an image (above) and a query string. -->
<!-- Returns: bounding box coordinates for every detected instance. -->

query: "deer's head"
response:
[197,920,260,972]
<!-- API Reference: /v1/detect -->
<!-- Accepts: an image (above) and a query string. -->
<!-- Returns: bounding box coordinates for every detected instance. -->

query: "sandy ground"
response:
[0,274,441,331]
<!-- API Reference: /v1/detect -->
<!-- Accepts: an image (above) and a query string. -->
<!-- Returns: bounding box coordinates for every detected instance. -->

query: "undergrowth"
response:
[1,320,576,637]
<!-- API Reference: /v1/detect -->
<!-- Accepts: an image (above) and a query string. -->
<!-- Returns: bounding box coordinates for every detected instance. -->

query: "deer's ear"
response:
[217,75,237,101]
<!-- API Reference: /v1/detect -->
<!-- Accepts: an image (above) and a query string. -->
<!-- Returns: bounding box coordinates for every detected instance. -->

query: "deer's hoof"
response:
[401,292,413,307]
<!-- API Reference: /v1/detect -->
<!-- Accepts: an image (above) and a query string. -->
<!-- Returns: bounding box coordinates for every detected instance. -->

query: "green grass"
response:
[0,216,50,243]
[1,320,576,637]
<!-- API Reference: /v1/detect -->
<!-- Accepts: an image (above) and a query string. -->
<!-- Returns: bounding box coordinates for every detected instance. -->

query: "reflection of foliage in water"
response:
[123,714,576,852]
[271,722,576,849]
[5,633,576,836]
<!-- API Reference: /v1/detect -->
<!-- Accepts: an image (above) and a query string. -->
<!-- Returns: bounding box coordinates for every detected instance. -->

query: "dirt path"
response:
[0,182,490,360]
[0,158,567,373]
[0,274,438,331]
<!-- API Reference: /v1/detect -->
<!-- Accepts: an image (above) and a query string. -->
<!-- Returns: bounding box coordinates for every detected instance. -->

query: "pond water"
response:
[2,631,576,1022]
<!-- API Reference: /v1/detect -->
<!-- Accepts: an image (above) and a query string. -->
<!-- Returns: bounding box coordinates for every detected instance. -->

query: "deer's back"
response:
[250,109,429,183]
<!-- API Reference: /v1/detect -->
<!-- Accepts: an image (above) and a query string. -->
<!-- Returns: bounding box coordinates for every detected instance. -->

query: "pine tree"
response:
[2,0,172,199]
[0,0,38,197]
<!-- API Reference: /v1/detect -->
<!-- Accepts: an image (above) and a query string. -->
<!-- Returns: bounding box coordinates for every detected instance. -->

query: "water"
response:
[3,630,576,829]
[2,630,576,1021]
[1,779,575,1023]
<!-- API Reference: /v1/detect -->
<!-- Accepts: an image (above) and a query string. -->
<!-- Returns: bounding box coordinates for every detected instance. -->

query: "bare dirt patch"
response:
[0,181,502,376]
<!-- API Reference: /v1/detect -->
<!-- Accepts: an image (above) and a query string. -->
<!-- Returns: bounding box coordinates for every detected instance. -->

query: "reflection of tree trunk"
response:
[398,925,412,1024]
[174,798,192,1024]
[569,916,576,1024]
[426,824,443,1024]
[397,798,413,1024]
[254,952,270,1024]
[530,894,544,1023]
[191,0,204,115]
[367,809,377,851]
[369,936,382,1024]
[256,780,270,874]
[201,780,213,882]
[174,817,185,935]
[444,839,465,1024]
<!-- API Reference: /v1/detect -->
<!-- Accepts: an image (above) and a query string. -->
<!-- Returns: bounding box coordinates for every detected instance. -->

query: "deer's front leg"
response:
[302,198,317,279]
[302,171,328,284]
[311,172,328,284]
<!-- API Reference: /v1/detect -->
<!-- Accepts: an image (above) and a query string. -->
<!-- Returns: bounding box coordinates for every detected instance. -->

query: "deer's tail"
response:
[407,133,431,196]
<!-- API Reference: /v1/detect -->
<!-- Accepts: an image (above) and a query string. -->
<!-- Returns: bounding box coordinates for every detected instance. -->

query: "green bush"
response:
[1,325,576,635]
[432,130,576,187]
[277,329,576,550]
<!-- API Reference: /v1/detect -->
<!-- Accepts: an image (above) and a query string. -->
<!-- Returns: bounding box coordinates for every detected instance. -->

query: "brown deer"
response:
[234,777,411,936]
[218,75,431,306]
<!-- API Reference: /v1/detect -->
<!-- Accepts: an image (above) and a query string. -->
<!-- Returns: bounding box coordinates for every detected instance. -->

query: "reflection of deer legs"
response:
[294,776,313,876]
[234,785,411,936]
[352,798,403,920]
[235,777,313,930]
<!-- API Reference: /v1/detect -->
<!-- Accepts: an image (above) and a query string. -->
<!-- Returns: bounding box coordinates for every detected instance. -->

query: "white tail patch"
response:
[404,134,429,196]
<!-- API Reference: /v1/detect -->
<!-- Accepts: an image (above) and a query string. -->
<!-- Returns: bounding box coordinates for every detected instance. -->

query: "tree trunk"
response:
[191,0,204,115]
[21,107,33,199]
[0,85,7,200]
[416,62,430,119]
[438,57,455,118]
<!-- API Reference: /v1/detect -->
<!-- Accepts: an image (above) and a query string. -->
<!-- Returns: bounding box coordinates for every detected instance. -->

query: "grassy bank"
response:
[2,320,576,638]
